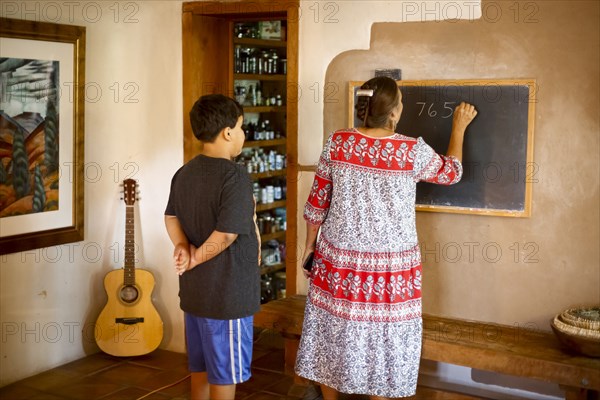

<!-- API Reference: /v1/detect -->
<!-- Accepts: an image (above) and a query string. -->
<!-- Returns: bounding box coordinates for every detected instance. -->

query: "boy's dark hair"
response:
[189,94,244,142]
[355,76,400,129]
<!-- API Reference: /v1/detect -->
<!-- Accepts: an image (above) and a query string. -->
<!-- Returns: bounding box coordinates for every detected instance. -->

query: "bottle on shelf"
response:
[262,50,270,75]
[260,275,274,303]
[273,271,286,299]
[256,209,286,233]
[234,22,259,39]
[253,182,260,202]
[249,51,257,74]
[234,45,285,76]
[256,83,262,106]
[281,58,287,75]
[244,121,255,141]
[273,178,283,200]
[261,239,282,266]
[235,47,241,73]
[240,148,286,175]
[271,49,279,74]
[235,85,246,105]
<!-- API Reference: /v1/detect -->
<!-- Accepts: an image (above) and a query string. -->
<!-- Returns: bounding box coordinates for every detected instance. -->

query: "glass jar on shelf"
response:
[234,22,259,39]
[234,86,246,105]
[262,240,282,264]
[274,184,282,201]
[273,271,286,299]
[260,275,274,303]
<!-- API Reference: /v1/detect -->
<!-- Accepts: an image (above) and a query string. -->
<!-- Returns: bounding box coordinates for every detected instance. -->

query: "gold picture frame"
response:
[0,18,85,254]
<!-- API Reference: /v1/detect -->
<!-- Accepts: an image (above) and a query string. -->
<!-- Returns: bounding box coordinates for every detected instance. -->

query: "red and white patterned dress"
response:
[295,128,462,398]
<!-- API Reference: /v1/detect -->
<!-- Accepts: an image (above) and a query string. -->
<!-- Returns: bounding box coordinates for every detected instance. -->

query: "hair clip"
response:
[357,89,374,97]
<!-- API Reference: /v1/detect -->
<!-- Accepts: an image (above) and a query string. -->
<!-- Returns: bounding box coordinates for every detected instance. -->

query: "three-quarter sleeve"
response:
[304,135,334,225]
[413,137,463,185]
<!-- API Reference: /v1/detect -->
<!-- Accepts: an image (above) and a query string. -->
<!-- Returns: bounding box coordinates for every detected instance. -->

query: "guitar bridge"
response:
[115,317,144,325]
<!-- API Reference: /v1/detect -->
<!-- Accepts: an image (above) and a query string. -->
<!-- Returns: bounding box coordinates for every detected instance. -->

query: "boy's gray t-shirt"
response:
[165,154,260,319]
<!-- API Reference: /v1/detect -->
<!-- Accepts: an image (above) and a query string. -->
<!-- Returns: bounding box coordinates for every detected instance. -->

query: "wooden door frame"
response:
[182,0,300,295]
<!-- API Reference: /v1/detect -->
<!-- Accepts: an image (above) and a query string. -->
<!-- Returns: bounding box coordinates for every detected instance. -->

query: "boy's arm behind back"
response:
[165,215,239,275]
[165,215,191,275]
[189,230,238,270]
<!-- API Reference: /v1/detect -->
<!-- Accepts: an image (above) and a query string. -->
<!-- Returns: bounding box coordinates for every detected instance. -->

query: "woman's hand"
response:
[301,249,314,279]
[303,222,320,279]
[446,102,478,162]
[452,102,478,133]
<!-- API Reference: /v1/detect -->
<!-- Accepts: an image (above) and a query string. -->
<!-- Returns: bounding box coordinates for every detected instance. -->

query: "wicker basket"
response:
[551,306,600,357]
[562,307,600,330]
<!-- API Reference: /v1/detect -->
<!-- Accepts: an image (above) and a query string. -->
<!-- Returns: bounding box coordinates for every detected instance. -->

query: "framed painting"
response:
[0,18,85,255]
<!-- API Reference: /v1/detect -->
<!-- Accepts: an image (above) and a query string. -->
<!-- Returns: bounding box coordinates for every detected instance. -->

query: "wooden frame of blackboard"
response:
[348,79,536,217]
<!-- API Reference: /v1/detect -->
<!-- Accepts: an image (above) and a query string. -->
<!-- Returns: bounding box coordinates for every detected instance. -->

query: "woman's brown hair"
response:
[355,76,400,129]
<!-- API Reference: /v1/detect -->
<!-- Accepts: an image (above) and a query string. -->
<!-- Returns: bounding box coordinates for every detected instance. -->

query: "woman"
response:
[295,76,477,399]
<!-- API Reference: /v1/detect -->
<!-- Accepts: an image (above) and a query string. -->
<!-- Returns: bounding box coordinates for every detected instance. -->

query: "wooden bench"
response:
[254,295,600,400]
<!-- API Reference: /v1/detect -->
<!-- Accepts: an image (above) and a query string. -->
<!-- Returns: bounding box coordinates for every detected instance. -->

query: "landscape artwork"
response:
[0,57,59,218]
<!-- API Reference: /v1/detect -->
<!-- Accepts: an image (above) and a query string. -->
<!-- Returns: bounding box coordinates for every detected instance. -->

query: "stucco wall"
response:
[312,0,599,328]
[1,2,598,396]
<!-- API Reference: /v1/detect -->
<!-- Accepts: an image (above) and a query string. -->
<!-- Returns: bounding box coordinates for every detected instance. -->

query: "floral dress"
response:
[295,128,462,398]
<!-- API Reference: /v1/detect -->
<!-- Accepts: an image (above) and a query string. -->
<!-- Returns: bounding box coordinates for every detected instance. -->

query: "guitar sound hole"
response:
[120,285,139,303]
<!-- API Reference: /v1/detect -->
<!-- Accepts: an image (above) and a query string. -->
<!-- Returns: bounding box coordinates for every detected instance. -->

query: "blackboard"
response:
[348,79,536,217]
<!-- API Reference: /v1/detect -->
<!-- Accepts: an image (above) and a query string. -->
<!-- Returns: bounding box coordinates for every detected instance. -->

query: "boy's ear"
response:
[220,127,232,141]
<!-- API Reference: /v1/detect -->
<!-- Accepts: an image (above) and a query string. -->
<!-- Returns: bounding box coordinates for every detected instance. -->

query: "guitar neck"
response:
[124,204,135,285]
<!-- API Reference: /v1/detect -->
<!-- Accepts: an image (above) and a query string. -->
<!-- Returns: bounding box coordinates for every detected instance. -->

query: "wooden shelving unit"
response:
[250,168,287,180]
[234,37,287,48]
[234,74,287,81]
[260,263,285,275]
[261,231,286,243]
[241,106,286,113]
[256,199,287,213]
[244,138,287,148]
[182,0,299,297]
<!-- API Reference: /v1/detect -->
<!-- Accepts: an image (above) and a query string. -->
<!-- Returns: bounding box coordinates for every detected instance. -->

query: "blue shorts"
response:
[184,313,253,385]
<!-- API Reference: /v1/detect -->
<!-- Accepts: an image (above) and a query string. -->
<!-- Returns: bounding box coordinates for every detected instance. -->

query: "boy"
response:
[165,94,260,400]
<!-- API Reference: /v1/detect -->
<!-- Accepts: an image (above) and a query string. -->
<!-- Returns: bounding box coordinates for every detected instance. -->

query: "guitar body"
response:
[96,268,164,356]
[95,179,163,357]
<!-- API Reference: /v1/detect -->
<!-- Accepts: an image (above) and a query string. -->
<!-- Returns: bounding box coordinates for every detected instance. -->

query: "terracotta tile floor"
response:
[0,330,484,400]
[0,329,300,400]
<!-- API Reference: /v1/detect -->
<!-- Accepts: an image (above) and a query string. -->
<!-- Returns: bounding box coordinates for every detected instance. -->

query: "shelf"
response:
[244,138,286,148]
[256,199,286,212]
[251,168,286,179]
[183,3,297,295]
[261,231,286,242]
[260,262,285,275]
[243,106,286,113]
[234,37,287,48]
[235,74,286,81]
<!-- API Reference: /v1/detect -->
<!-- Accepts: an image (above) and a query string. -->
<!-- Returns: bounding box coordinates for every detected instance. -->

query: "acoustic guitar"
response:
[95,179,163,356]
